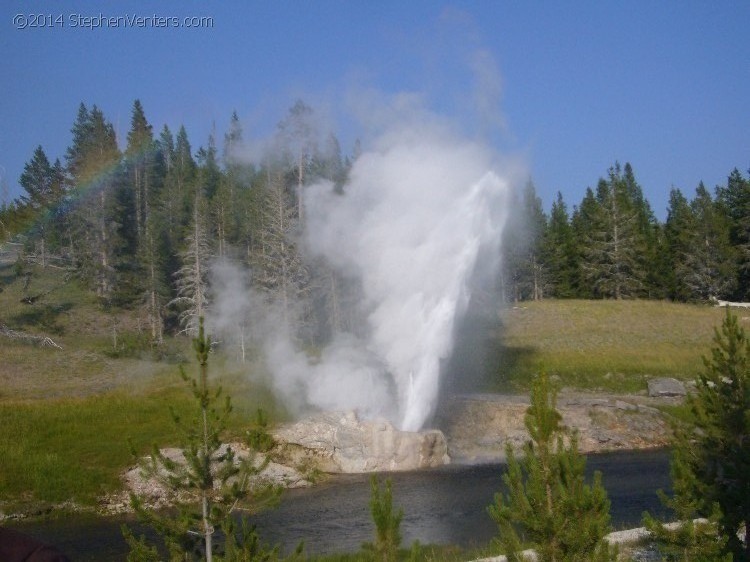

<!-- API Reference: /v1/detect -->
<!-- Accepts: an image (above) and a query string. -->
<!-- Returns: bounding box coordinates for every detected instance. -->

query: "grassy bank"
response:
[0,389,196,507]
[0,262,283,513]
[492,299,729,393]
[0,373,283,514]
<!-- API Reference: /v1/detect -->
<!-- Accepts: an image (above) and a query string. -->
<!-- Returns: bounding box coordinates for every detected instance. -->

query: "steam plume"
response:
[215,96,514,431]
[302,119,510,430]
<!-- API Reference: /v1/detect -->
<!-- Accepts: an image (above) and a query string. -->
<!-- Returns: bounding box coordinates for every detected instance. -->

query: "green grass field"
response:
[0,262,284,514]
[493,299,730,392]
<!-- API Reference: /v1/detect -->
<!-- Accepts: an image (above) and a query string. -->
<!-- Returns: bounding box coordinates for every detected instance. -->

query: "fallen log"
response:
[0,324,62,349]
[711,297,750,309]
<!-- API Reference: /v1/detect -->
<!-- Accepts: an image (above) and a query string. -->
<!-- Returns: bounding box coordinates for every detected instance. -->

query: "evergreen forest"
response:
[2,99,750,351]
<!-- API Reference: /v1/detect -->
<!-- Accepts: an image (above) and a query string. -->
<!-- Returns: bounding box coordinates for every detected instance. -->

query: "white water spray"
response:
[305,125,510,431]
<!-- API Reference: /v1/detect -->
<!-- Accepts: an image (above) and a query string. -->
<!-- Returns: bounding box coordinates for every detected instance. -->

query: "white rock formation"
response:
[110,443,312,513]
[272,411,450,473]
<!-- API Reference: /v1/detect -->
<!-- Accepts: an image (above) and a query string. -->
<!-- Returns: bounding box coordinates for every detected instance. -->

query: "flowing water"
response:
[9,449,670,560]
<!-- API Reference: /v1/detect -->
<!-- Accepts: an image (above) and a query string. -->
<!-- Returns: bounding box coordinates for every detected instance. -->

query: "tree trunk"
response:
[330,271,341,334]
[239,322,246,363]
[217,202,226,258]
[143,161,150,228]
[612,191,622,300]
[297,152,305,226]
[99,190,110,297]
[134,166,143,242]
[199,352,213,562]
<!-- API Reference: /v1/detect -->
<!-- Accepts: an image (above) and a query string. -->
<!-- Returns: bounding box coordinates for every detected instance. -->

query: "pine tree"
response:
[155,125,184,238]
[125,99,156,244]
[18,146,66,266]
[65,103,93,186]
[0,201,24,242]
[643,444,731,562]
[212,178,232,259]
[155,125,198,330]
[500,186,524,302]
[649,222,673,301]
[543,192,577,298]
[276,100,318,225]
[665,187,698,301]
[365,476,403,562]
[220,110,251,250]
[20,146,58,211]
[570,188,600,298]
[196,133,222,201]
[501,181,548,302]
[140,209,169,345]
[304,257,362,343]
[488,372,616,562]
[124,318,282,561]
[236,171,265,268]
[47,159,68,253]
[664,184,737,302]
[521,181,548,301]
[155,125,183,267]
[668,309,750,560]
[622,163,665,298]
[64,104,123,299]
[717,168,750,299]
[223,111,243,169]
[580,164,644,299]
[319,132,346,192]
[173,125,197,219]
[685,184,737,301]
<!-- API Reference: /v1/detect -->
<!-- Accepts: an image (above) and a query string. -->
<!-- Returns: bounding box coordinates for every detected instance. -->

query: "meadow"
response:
[492,299,729,393]
[0,261,283,515]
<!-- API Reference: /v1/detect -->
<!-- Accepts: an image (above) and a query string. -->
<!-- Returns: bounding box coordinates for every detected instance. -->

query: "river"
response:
[8,449,671,560]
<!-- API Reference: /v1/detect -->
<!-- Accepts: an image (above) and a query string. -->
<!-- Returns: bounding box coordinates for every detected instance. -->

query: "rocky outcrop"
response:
[105,443,313,514]
[436,392,673,463]
[271,411,450,473]
[647,377,687,397]
[269,390,675,472]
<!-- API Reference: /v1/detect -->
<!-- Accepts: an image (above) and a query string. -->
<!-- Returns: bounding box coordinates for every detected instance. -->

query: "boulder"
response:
[272,411,450,473]
[647,377,686,397]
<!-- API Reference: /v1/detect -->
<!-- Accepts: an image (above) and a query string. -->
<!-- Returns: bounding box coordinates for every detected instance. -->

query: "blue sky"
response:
[1,1,749,219]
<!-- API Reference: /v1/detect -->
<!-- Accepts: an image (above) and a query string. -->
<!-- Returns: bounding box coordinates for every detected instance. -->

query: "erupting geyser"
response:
[300,124,510,431]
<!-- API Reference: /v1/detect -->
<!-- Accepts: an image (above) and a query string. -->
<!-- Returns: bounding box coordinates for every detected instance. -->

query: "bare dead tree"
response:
[253,170,309,335]
[170,192,212,336]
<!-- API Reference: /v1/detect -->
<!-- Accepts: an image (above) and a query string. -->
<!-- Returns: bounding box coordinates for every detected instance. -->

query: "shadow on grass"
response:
[8,301,73,335]
[0,262,17,288]
[441,304,539,395]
